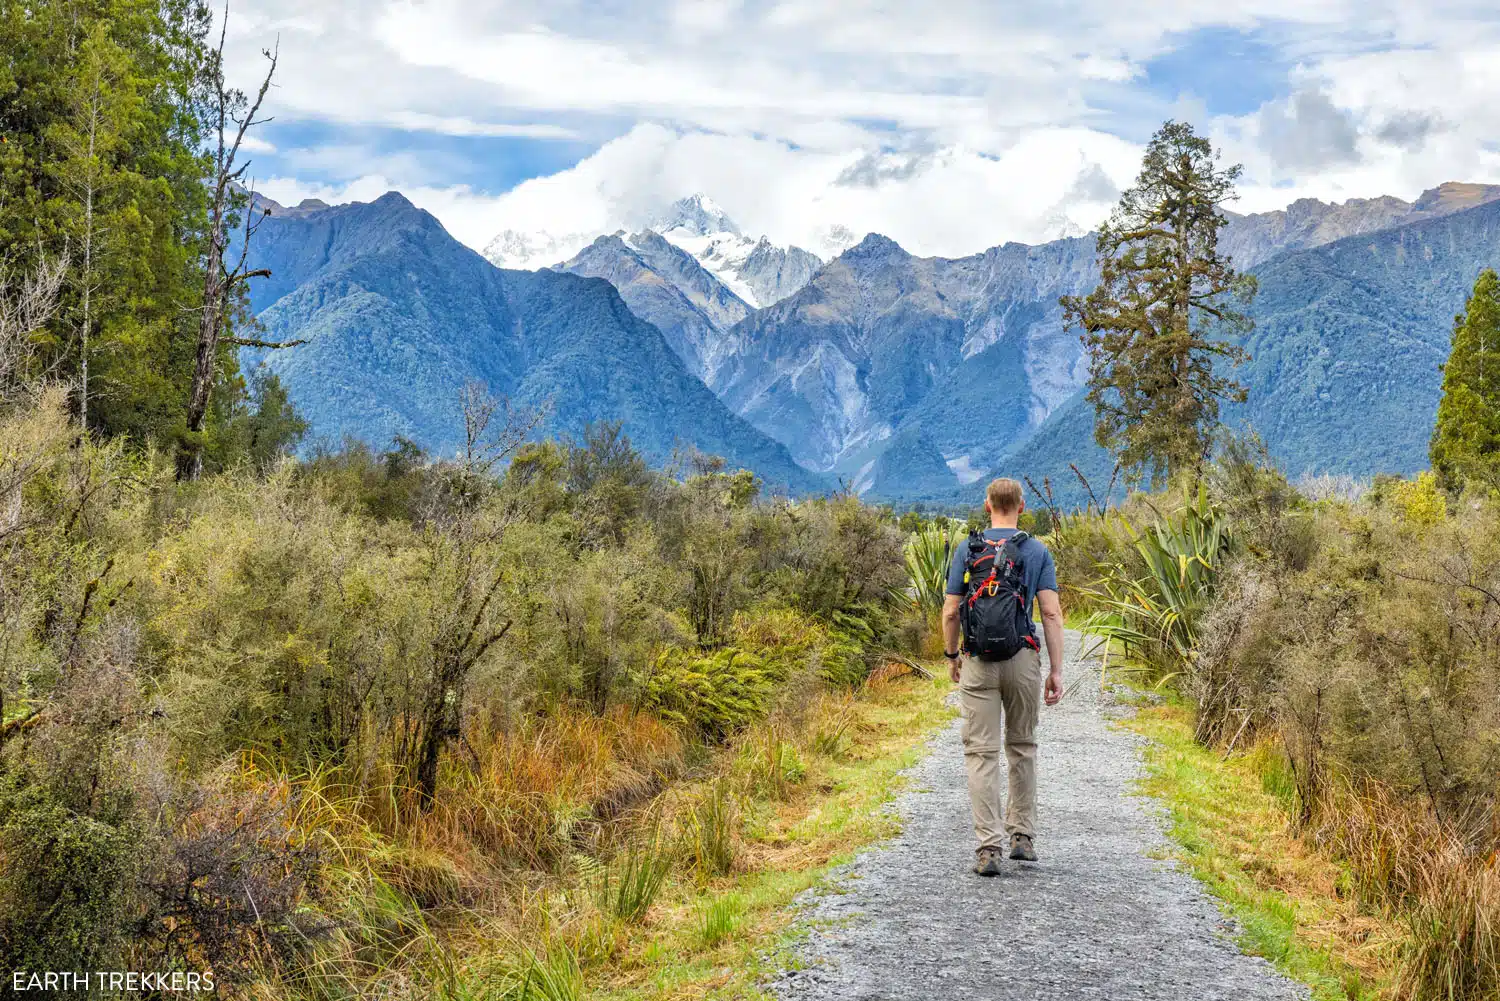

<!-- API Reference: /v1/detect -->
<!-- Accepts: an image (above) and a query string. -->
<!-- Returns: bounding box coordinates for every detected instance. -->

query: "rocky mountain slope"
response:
[707,181,1500,501]
[712,231,1099,489]
[242,193,824,494]
[1220,181,1500,270]
[555,230,753,382]
[940,193,1500,509]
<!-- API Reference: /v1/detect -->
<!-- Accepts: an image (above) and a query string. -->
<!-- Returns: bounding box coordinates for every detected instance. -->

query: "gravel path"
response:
[769,628,1305,1001]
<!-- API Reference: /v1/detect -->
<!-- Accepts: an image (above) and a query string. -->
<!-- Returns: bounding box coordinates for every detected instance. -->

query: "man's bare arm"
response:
[941,594,963,683]
[1037,589,1065,705]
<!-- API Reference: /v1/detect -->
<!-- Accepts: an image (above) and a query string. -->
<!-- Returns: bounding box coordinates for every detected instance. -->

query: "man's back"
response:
[945,527,1058,619]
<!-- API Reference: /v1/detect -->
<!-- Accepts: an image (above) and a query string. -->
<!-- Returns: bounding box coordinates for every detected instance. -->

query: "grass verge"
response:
[588,669,954,1000]
[1125,700,1401,1001]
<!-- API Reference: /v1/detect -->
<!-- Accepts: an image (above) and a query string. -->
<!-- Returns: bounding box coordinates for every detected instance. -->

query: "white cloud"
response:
[221,1,1500,255]
[239,135,278,155]
[260,123,1142,257]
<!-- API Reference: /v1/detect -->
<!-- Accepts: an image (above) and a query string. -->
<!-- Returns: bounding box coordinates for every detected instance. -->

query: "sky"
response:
[230,0,1500,259]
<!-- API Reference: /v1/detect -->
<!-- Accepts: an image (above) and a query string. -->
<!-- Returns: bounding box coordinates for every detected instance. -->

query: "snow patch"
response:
[658,228,765,306]
[946,455,988,485]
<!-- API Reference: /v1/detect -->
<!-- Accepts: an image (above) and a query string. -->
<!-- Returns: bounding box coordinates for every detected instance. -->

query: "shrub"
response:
[1390,470,1447,528]
[811,694,858,758]
[0,801,137,977]
[737,728,806,800]
[641,647,781,742]
[901,520,963,616]
[494,941,585,1001]
[588,825,672,924]
[1081,485,1231,685]
[680,778,737,880]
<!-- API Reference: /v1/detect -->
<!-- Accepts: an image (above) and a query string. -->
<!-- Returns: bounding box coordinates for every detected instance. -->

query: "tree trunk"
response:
[177,242,223,480]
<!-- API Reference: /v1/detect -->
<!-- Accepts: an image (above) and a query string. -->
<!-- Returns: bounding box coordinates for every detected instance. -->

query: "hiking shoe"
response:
[1009,833,1038,862]
[973,846,1003,877]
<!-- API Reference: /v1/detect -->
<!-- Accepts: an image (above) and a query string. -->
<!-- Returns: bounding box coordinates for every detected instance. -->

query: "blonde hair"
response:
[985,477,1024,515]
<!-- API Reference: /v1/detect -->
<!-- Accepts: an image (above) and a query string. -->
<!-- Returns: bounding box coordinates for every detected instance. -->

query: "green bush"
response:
[589,825,672,924]
[1080,485,1231,686]
[0,801,138,978]
[696,892,744,948]
[641,647,782,742]
[681,778,737,880]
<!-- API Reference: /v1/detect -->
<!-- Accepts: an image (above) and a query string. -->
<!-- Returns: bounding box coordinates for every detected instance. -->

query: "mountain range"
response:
[241,181,1500,506]
[241,192,824,494]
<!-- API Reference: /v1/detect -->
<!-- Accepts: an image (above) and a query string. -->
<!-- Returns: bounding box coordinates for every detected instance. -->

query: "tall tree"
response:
[176,14,283,480]
[1061,120,1256,485]
[1431,268,1500,492]
[50,25,136,428]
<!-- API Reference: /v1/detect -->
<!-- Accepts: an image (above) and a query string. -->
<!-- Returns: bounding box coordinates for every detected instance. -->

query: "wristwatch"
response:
[944,649,961,660]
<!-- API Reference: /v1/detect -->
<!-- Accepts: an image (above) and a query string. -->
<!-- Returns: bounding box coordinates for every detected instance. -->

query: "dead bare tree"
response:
[177,11,298,479]
[0,256,68,401]
[408,383,543,807]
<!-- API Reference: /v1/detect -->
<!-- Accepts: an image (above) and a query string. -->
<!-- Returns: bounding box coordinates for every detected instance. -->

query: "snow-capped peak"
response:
[483,193,825,310]
[654,193,742,238]
[483,228,593,271]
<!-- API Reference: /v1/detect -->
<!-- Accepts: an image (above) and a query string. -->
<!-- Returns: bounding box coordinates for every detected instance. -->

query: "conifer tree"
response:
[1431,268,1500,491]
[1061,121,1256,485]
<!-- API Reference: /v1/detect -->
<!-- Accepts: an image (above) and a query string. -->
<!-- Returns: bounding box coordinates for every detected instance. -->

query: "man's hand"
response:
[1044,667,1064,706]
[948,656,962,684]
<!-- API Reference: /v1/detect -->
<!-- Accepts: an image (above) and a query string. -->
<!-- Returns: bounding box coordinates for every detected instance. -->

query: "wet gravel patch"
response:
[768,629,1305,1001]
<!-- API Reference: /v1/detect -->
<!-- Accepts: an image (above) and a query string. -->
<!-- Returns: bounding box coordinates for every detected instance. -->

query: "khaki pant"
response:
[959,648,1042,849]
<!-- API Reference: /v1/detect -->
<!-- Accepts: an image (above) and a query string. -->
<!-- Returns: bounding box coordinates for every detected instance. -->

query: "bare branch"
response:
[224,336,306,349]
[0,255,69,399]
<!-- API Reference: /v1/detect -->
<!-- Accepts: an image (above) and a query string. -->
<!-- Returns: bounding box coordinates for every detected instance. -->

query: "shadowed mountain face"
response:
[241,193,825,494]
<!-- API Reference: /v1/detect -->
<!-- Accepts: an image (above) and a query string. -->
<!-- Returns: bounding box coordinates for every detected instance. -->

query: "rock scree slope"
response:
[770,629,1305,1001]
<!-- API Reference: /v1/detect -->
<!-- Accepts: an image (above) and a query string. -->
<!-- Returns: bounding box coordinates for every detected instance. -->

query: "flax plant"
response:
[1081,485,1230,685]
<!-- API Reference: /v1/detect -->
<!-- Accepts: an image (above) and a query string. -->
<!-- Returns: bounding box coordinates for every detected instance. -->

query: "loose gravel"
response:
[768,629,1306,1001]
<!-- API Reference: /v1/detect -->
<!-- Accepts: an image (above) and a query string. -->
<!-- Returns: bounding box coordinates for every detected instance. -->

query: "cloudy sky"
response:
[231,0,1500,258]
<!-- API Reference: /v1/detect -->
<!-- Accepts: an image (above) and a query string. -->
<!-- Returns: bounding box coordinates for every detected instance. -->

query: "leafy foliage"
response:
[0,0,294,467]
[1080,485,1231,685]
[902,518,964,616]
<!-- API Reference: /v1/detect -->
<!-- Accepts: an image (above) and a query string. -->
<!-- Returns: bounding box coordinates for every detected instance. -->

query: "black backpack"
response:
[961,531,1040,661]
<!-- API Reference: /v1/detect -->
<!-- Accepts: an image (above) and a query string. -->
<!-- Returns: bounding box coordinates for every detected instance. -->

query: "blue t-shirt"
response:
[945,528,1058,619]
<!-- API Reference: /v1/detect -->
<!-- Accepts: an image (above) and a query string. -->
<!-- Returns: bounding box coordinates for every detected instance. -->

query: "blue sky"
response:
[228,1,1500,256]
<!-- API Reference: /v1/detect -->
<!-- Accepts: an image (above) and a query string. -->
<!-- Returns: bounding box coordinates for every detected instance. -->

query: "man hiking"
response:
[940,477,1065,876]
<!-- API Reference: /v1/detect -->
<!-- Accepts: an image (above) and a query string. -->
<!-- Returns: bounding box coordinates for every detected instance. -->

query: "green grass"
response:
[582,672,956,1000]
[1126,701,1394,1001]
